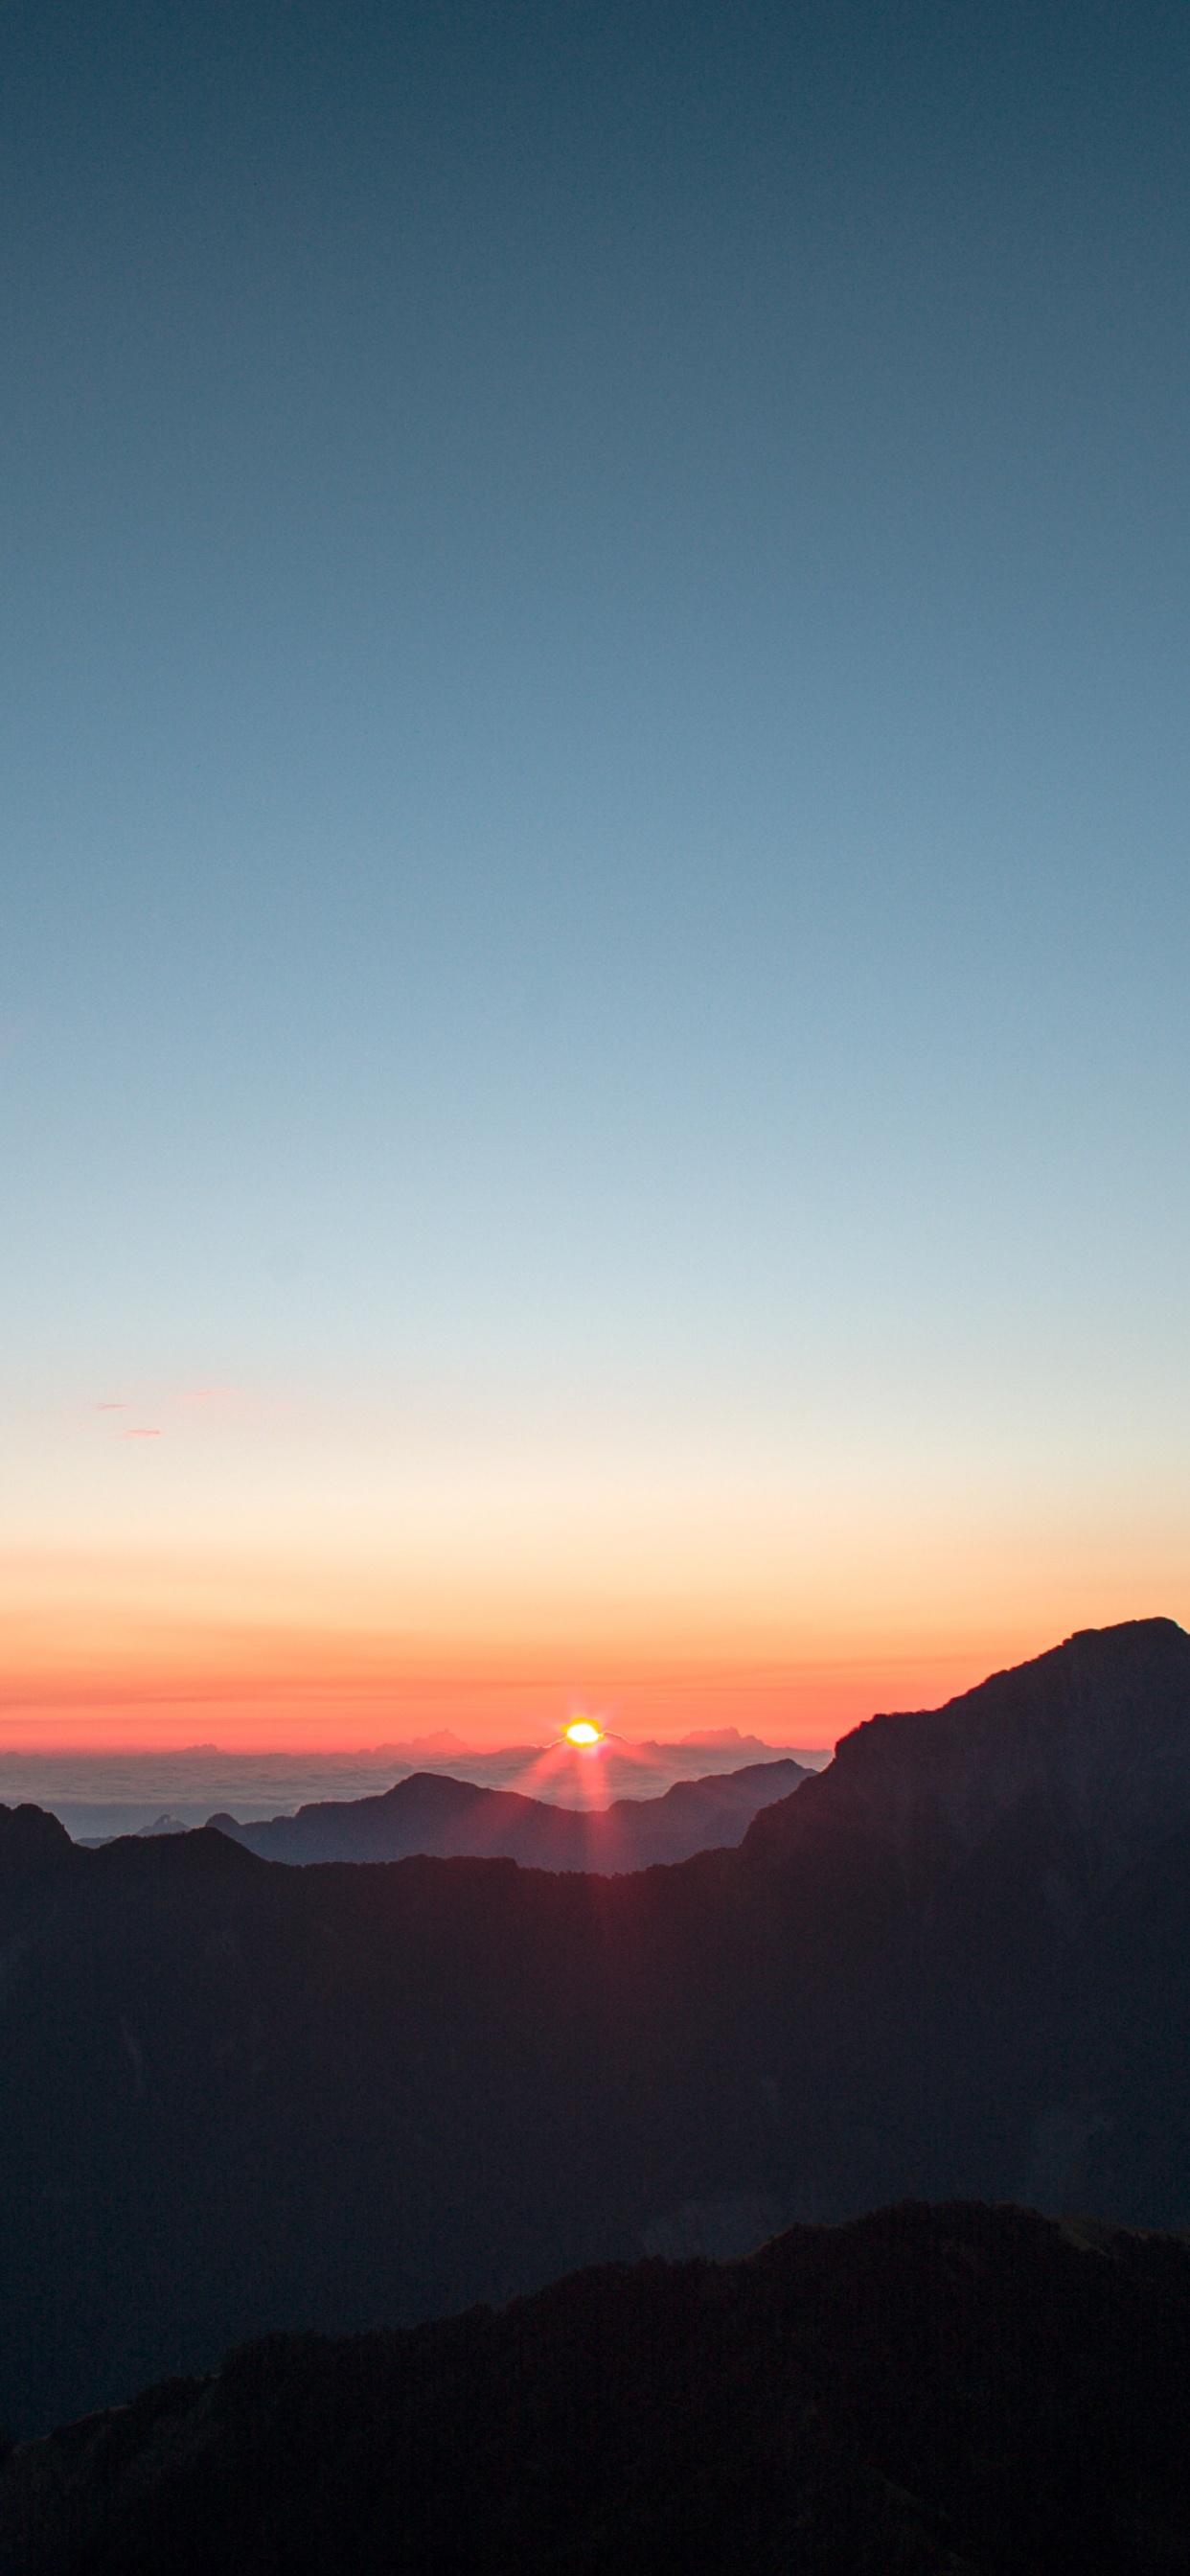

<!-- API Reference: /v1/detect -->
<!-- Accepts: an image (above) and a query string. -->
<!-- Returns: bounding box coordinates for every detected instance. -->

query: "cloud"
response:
[119,1428,163,1440]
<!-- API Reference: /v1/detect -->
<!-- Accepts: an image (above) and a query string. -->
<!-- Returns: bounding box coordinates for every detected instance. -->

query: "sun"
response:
[562,1717,604,1748]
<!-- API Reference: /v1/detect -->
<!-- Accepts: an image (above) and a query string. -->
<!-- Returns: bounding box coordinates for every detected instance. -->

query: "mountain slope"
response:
[3,2202,1190,2576]
[209,1756,808,1870]
[2,1620,1190,2436]
[746,1616,1190,1875]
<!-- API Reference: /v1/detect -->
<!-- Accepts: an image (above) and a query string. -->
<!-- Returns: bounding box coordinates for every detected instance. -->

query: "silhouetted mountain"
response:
[0,1805,76,1883]
[208,1757,808,1869]
[3,1619,1190,2439]
[748,1615,1190,1876]
[0,1736,815,1842]
[367,1731,471,1759]
[4,2202,1190,2575]
[678,1724,783,1751]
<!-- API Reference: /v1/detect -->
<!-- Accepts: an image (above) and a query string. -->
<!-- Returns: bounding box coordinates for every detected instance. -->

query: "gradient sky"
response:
[3,0,1189,1748]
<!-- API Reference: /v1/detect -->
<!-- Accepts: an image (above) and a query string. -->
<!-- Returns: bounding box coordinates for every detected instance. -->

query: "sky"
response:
[2,0,1189,1750]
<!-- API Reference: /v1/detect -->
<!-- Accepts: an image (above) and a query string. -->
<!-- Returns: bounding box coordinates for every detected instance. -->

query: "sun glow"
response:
[562,1717,604,1748]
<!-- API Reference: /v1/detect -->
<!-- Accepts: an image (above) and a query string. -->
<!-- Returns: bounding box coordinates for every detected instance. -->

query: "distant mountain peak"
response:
[367,1731,472,1759]
[211,1757,809,1872]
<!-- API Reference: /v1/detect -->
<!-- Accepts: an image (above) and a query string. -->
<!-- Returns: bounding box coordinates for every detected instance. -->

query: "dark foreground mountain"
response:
[4,2202,1190,2576]
[208,1756,808,1869]
[4,1618,1190,2437]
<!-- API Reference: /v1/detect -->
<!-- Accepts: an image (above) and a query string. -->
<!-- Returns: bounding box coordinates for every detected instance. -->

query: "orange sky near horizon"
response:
[0,1647,990,1753]
[3,1576,1182,1753]
[5,1370,1187,1753]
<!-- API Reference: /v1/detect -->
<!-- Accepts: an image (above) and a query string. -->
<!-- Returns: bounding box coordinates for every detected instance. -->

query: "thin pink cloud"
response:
[119,1427,163,1440]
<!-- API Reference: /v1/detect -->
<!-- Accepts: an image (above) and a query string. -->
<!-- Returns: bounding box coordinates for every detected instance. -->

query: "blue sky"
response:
[2,1,1188,1743]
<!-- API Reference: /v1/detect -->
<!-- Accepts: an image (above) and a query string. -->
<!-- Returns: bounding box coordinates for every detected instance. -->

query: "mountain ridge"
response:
[3,1618,1190,2437]
[208,1755,809,1870]
[3,2200,1190,2574]
[744,1616,1190,1875]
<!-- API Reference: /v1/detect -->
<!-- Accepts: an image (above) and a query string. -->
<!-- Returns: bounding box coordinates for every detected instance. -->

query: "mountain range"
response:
[0,1734,825,1844]
[2,1616,1190,2439]
[3,2201,1188,2574]
[207,1756,809,1870]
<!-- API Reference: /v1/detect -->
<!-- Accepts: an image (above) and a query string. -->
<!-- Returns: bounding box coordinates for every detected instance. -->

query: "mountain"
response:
[749,1615,1190,1875]
[0,1737,817,1842]
[207,1757,809,1870]
[3,1618,1190,2439]
[629,1734,826,1777]
[678,1724,785,1751]
[3,2201,1189,2575]
[366,1732,472,1759]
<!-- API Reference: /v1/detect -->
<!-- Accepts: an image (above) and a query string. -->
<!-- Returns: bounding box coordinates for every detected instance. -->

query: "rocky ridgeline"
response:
[746,1618,1190,1876]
